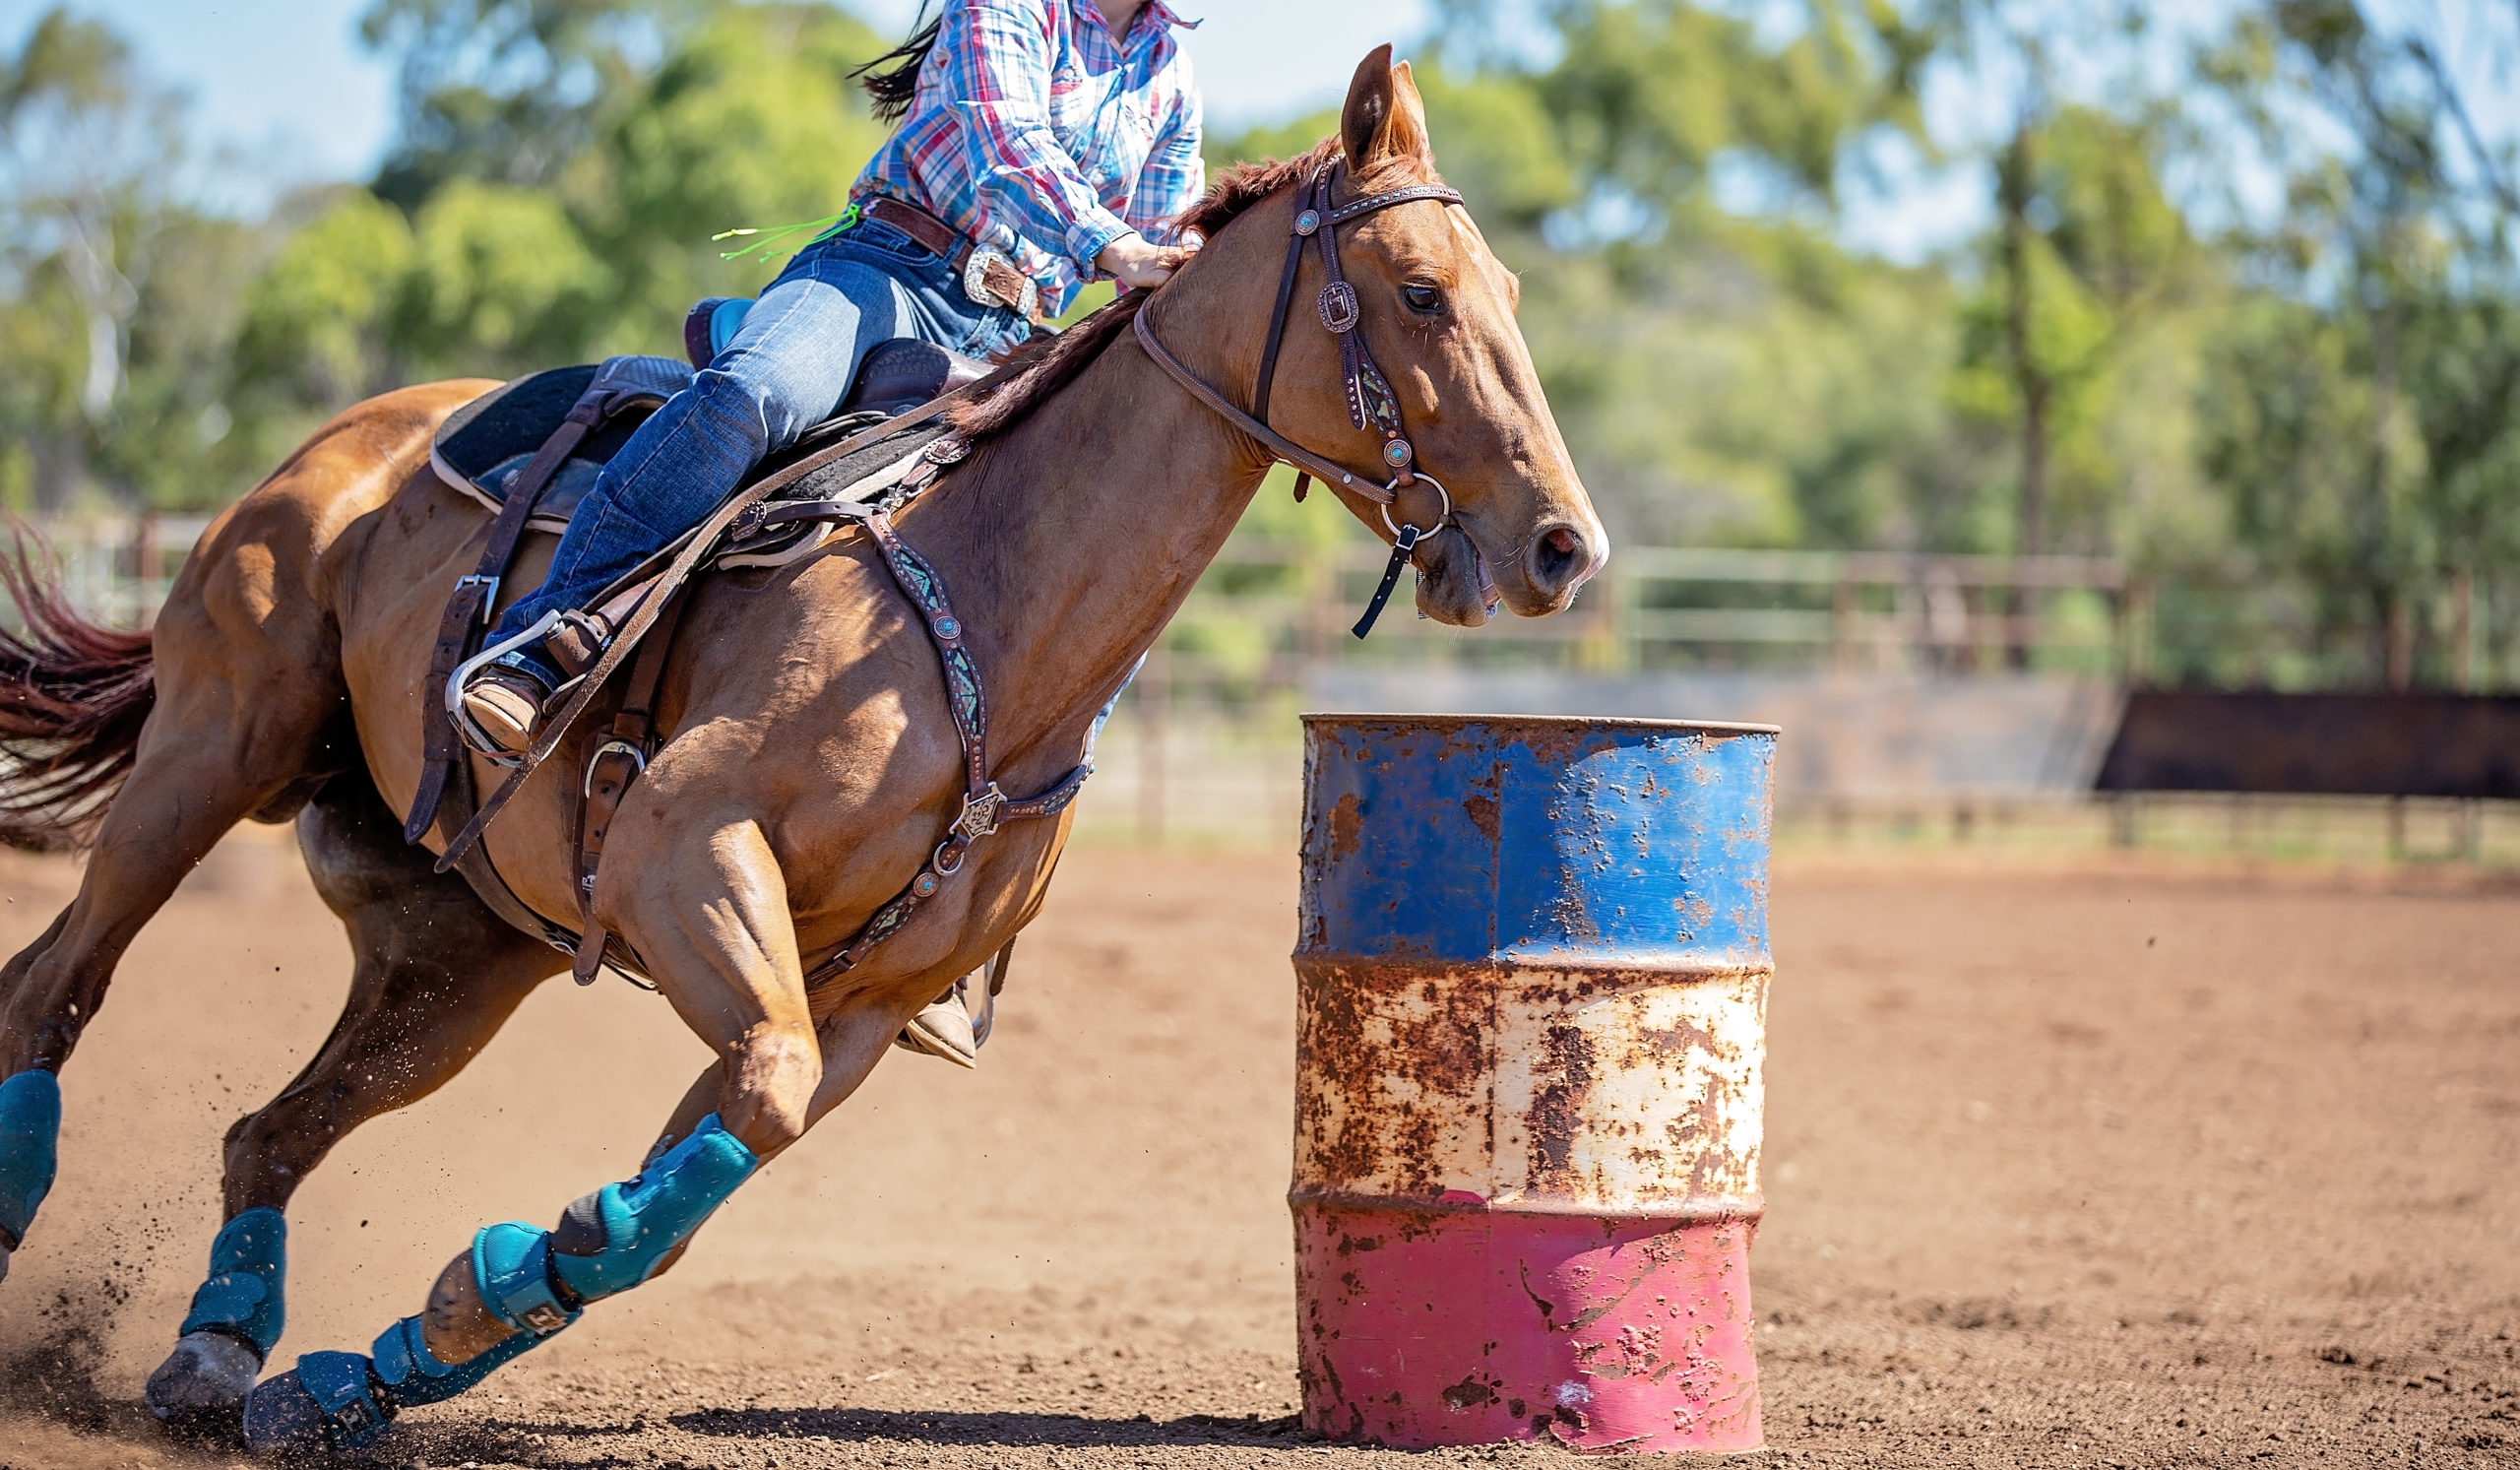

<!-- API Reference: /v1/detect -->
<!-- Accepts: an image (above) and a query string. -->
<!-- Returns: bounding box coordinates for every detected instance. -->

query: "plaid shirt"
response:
[853,0,1204,317]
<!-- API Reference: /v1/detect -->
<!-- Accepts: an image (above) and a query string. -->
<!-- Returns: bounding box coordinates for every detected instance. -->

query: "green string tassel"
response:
[715,202,859,265]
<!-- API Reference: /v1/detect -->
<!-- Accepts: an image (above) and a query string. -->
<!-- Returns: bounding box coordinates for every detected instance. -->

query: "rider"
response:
[457,0,1204,755]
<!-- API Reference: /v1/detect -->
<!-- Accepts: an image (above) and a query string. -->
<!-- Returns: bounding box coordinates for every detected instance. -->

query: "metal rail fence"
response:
[33,513,2505,865]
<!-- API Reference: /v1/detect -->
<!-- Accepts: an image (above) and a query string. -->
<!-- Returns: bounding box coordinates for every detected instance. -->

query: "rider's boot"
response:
[455,607,615,759]
[894,945,1007,1068]
[457,666,550,757]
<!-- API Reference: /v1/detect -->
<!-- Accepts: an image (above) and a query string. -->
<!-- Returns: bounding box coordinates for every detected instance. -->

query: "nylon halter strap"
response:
[1131,158,1465,636]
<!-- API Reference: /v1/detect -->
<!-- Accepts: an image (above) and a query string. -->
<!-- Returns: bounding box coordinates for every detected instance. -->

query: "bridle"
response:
[1132,158,1466,638]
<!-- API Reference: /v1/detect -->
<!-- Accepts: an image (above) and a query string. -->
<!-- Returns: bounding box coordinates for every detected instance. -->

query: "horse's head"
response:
[1189,46,1605,626]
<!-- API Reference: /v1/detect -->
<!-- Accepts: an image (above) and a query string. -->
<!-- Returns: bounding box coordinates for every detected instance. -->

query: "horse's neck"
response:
[913,308,1272,782]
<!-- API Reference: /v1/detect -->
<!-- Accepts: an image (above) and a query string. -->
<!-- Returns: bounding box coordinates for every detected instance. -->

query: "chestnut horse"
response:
[0,48,1602,1450]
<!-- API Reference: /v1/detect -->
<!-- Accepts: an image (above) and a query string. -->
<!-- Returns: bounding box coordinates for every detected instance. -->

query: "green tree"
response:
[0,8,246,511]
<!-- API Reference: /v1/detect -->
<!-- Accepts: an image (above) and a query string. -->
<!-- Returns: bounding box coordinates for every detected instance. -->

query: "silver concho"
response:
[1293,208,1322,236]
[1317,282,1360,333]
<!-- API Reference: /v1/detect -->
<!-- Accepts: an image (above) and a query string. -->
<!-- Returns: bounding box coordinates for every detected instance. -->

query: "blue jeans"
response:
[488,217,1033,683]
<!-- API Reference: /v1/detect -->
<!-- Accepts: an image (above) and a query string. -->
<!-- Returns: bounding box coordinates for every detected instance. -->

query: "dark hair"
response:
[852,2,942,126]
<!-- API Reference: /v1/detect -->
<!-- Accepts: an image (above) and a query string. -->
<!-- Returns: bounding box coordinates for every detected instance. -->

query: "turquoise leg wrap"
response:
[547,1112,756,1304]
[370,1311,543,1407]
[242,1114,755,1455]
[472,1219,582,1336]
[177,1206,286,1357]
[0,1068,61,1251]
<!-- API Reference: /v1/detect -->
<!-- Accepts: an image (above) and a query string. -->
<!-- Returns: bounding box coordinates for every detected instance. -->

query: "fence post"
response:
[2122,580,2154,686]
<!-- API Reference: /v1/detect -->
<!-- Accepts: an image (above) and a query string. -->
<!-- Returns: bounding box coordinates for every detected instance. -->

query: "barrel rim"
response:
[1287,1186,1766,1223]
[1299,711,1783,736]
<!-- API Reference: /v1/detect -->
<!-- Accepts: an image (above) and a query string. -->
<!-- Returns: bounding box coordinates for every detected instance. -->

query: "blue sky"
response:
[10,0,2514,266]
[0,0,1436,207]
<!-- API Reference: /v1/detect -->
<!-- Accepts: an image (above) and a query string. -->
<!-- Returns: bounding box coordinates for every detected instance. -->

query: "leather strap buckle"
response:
[583,739,647,798]
[454,574,500,625]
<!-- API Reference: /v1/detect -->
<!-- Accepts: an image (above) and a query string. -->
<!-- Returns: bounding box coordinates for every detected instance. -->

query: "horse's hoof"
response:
[148,1330,262,1423]
[241,1369,327,1455]
[243,1353,392,1456]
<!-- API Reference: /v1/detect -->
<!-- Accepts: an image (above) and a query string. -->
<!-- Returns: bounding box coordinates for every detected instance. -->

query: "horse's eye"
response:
[1404,283,1443,314]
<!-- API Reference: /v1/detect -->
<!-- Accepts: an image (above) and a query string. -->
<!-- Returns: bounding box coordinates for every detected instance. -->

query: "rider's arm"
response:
[945,0,1135,277]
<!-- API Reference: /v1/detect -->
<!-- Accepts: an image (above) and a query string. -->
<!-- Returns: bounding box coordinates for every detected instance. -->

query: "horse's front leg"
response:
[236,815,875,1454]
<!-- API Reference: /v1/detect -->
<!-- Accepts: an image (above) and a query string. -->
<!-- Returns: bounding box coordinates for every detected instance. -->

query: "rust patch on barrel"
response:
[1294,959,1495,1198]
[1327,792,1365,863]
[1526,1022,1597,1191]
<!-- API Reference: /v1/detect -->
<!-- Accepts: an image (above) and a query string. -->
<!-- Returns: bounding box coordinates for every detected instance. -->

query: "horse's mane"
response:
[951,138,1354,446]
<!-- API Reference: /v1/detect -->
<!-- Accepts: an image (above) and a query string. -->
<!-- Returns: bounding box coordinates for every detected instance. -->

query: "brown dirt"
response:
[0,834,2514,1468]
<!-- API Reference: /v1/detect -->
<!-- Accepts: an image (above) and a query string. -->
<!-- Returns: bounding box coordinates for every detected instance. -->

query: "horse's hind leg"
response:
[147,768,564,1423]
[0,563,353,1280]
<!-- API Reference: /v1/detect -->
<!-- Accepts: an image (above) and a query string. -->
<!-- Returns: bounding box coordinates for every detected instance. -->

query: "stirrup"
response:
[448,612,564,761]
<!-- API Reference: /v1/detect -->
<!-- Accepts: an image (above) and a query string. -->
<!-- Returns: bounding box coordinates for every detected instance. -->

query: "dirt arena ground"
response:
[0,833,2514,1469]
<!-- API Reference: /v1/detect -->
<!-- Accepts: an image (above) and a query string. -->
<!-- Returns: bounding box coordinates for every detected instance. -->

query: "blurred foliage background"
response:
[3,0,2518,690]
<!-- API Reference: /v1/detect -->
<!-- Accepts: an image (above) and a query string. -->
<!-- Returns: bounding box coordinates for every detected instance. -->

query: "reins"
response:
[1133,158,1465,638]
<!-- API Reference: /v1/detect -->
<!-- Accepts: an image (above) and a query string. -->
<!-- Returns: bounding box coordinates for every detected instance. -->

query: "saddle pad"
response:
[431,355,695,535]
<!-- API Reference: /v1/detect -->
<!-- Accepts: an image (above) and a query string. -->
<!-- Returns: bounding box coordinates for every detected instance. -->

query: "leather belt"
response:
[862,196,1054,328]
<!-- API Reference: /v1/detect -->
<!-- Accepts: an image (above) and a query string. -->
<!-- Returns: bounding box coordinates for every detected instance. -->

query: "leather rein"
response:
[1132,158,1466,638]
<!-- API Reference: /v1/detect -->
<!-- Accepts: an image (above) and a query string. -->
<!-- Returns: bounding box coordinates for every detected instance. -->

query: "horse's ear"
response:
[1341,45,1433,177]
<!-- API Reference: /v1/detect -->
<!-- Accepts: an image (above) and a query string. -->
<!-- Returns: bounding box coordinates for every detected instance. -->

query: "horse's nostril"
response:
[1531,525,1584,591]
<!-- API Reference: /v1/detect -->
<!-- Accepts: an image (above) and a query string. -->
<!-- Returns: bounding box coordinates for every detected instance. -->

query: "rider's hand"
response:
[1097,230,1197,290]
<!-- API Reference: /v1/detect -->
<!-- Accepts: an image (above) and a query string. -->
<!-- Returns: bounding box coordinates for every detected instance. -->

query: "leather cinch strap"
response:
[569,588,690,987]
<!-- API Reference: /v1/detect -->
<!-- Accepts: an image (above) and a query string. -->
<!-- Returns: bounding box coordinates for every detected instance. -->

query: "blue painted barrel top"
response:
[1297,714,1778,971]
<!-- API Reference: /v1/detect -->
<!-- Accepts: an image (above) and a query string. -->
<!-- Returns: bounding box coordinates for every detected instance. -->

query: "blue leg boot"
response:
[146,1206,286,1422]
[0,1068,62,1285]
[241,1116,756,1455]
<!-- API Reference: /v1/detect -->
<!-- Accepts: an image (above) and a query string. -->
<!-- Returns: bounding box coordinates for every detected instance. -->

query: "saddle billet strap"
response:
[433,356,1028,874]
[570,588,689,988]
[406,389,612,846]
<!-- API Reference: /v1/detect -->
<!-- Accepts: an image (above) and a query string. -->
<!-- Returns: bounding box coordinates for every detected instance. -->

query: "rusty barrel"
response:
[1292,714,1777,1453]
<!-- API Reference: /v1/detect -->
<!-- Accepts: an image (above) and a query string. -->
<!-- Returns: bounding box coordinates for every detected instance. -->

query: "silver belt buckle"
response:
[962,246,1039,318]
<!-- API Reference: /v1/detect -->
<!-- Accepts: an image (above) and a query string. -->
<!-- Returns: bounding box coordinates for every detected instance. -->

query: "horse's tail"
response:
[0,530,156,851]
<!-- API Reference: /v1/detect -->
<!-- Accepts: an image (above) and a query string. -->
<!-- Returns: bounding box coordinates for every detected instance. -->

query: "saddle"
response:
[429,339,989,539]
[409,332,1085,992]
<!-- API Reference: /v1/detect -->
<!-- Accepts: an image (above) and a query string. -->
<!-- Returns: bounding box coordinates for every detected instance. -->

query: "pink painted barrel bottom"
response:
[1292,1199,1761,1454]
